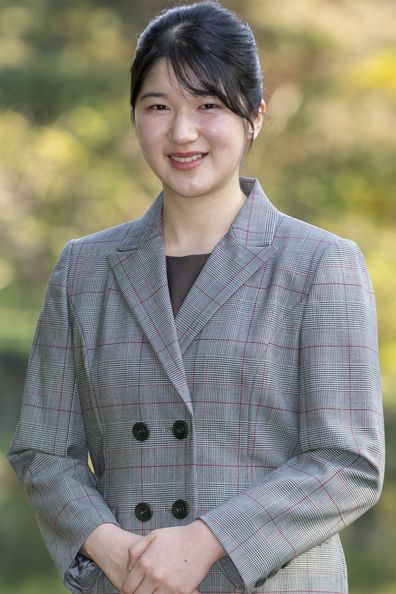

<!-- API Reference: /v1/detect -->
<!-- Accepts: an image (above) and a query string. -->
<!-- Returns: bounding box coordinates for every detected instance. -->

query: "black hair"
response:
[130,1,263,137]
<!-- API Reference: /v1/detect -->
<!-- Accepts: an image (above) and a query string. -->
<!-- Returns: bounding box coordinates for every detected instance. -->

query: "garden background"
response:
[0,0,395,592]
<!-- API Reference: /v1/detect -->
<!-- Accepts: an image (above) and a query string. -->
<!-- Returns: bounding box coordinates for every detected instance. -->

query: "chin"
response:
[165,180,213,199]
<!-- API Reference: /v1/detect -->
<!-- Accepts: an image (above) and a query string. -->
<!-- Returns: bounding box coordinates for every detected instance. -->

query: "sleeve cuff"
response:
[63,518,120,593]
[65,553,101,593]
[198,515,245,590]
[217,554,245,590]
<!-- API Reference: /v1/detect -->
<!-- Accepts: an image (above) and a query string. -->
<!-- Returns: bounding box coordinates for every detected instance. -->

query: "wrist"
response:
[81,523,141,591]
[193,519,226,563]
[81,523,123,563]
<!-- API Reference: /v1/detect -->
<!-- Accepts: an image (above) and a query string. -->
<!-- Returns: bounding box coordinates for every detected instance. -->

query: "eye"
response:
[149,104,169,111]
[200,103,219,110]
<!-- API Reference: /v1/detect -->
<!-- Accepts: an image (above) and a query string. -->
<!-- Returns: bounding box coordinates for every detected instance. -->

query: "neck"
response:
[162,178,246,256]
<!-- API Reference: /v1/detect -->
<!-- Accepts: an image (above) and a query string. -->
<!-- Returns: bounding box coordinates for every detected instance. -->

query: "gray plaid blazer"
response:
[8,177,384,594]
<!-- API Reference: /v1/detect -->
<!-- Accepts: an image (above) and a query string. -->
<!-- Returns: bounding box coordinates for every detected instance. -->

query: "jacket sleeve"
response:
[198,238,385,594]
[7,241,119,594]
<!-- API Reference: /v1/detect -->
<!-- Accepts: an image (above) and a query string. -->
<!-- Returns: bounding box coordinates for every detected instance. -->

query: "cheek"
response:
[205,118,246,152]
[136,122,164,161]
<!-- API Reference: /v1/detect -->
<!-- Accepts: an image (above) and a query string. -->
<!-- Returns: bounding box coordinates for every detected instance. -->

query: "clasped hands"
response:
[82,519,226,594]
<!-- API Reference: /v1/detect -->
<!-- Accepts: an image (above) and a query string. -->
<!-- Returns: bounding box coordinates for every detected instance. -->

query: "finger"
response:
[121,571,145,594]
[127,533,156,571]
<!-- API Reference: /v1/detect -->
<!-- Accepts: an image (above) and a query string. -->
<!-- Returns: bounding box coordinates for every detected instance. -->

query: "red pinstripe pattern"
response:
[8,177,383,594]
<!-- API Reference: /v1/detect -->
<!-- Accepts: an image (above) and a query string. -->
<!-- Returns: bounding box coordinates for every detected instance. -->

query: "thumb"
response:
[127,533,155,571]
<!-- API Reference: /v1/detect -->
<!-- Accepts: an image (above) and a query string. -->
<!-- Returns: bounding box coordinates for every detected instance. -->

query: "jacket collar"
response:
[117,177,278,251]
[108,177,279,414]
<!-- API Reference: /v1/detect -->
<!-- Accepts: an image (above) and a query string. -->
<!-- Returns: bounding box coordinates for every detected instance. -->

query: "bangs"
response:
[167,41,248,116]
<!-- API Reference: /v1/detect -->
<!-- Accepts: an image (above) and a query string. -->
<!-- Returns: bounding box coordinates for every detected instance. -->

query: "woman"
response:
[8,2,384,594]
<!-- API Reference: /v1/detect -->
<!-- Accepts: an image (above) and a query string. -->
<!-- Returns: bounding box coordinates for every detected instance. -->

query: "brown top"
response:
[166,253,211,316]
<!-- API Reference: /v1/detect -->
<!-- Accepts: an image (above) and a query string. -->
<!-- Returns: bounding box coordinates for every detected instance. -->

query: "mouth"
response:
[168,152,208,170]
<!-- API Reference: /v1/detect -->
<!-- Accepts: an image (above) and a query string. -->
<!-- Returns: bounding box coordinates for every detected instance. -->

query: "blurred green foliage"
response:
[1,1,395,593]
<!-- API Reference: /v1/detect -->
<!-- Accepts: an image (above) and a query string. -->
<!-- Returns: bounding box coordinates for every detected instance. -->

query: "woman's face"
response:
[134,59,263,203]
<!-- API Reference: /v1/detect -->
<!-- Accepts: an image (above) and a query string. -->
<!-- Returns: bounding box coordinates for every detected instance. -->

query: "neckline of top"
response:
[165,253,211,259]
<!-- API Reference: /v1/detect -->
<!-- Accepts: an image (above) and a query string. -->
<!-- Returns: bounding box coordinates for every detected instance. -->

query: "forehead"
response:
[141,60,176,86]
[139,58,206,97]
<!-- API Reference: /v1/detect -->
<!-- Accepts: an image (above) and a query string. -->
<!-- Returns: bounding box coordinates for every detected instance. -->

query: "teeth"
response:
[170,154,204,163]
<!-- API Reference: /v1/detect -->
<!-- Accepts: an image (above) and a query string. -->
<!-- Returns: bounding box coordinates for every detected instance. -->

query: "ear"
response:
[250,99,266,140]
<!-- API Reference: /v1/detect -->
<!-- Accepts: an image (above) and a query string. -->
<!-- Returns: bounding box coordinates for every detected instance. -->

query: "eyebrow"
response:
[139,92,169,101]
[138,90,219,102]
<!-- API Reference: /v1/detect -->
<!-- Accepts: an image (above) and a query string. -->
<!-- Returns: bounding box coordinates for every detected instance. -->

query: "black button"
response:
[135,502,153,522]
[268,568,279,578]
[132,422,150,441]
[172,420,189,440]
[254,577,267,587]
[171,499,189,519]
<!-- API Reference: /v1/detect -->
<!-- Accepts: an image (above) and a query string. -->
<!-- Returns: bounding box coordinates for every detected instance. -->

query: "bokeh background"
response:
[1,0,395,592]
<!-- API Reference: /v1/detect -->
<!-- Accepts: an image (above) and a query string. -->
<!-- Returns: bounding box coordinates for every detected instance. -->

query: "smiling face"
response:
[134,59,263,203]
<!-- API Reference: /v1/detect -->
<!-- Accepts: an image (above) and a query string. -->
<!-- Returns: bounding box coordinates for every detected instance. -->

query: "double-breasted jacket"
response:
[8,177,384,594]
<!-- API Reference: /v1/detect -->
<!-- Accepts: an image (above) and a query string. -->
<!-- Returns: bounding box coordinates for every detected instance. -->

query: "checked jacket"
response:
[8,177,384,594]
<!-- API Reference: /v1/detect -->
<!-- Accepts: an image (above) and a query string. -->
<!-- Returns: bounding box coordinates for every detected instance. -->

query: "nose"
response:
[167,111,199,145]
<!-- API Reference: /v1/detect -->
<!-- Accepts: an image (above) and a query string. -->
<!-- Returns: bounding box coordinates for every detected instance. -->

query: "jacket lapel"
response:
[108,196,194,414]
[175,178,279,353]
[108,177,279,411]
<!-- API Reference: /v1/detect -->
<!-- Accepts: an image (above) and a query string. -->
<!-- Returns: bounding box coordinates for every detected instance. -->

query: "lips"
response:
[168,151,208,170]
[168,152,208,163]
[171,153,203,163]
